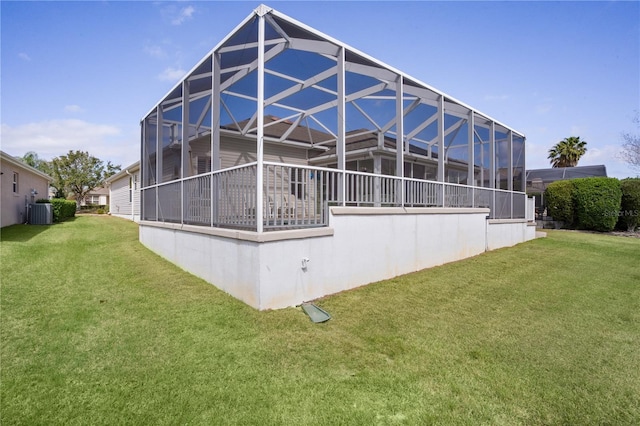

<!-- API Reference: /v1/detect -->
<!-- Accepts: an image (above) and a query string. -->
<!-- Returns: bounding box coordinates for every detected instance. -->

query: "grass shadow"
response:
[0,217,77,242]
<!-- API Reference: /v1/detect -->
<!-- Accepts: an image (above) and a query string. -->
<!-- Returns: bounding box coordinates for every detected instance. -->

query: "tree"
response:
[20,152,67,197]
[50,150,121,207]
[548,136,588,168]
[620,112,640,172]
[21,151,47,170]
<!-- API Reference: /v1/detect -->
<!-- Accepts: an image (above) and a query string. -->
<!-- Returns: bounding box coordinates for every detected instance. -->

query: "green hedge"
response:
[572,177,622,232]
[544,180,575,226]
[617,178,640,231]
[50,199,77,222]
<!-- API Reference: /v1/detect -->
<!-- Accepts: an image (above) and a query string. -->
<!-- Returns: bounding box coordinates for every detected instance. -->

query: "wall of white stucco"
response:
[141,207,541,310]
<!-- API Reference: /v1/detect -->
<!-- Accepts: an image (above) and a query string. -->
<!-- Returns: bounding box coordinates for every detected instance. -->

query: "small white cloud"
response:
[172,5,195,25]
[64,105,84,113]
[158,67,186,82]
[18,52,31,61]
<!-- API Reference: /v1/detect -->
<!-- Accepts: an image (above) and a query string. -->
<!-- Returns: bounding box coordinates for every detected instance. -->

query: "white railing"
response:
[141,161,528,231]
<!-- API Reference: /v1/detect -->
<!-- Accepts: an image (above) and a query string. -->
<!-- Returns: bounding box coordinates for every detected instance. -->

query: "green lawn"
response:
[1,217,639,425]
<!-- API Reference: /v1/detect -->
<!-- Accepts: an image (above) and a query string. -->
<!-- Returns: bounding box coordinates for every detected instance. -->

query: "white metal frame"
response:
[140,4,527,232]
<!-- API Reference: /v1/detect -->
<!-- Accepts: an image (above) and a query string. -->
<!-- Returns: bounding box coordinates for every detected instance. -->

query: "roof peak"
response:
[254,4,272,17]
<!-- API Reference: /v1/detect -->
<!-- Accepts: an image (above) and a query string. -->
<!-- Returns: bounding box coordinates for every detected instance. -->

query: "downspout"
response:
[125,169,134,222]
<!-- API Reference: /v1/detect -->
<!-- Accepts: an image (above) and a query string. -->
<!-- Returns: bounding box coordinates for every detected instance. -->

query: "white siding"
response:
[109,169,141,222]
[188,135,309,174]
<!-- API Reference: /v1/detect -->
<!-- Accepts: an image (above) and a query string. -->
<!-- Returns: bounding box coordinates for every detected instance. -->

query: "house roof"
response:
[105,161,140,184]
[88,186,109,196]
[310,130,432,159]
[0,150,53,181]
[224,115,332,145]
[526,165,607,183]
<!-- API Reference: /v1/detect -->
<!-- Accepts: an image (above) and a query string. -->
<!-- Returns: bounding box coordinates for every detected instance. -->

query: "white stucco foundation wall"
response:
[487,219,537,250]
[256,208,489,309]
[141,207,523,310]
[140,224,263,307]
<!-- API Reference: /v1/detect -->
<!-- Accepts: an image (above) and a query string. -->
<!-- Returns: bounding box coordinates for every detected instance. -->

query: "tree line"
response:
[21,150,121,206]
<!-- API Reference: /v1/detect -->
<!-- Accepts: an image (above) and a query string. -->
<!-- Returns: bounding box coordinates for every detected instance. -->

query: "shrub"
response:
[50,199,77,222]
[616,178,640,231]
[544,180,575,226]
[96,208,105,214]
[572,177,622,232]
[35,199,51,204]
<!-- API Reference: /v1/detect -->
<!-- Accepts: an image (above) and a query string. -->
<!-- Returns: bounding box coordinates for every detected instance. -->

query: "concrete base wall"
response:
[140,207,536,310]
[487,219,537,250]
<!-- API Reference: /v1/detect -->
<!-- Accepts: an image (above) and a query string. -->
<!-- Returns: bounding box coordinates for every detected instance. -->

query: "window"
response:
[87,195,101,205]
[12,172,18,193]
[197,156,211,175]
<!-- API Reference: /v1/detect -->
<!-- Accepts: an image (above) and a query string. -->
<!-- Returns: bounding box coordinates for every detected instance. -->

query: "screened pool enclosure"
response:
[141,4,526,233]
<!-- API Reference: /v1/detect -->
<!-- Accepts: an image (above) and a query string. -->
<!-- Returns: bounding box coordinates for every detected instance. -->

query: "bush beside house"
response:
[572,178,622,232]
[544,177,627,232]
[544,180,576,227]
[617,178,640,231]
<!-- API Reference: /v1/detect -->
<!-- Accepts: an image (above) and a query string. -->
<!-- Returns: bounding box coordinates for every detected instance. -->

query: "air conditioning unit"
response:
[29,203,53,225]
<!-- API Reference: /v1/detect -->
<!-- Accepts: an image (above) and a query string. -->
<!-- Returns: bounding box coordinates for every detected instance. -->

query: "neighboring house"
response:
[105,161,140,222]
[80,187,109,207]
[139,4,536,310]
[0,151,52,227]
[526,165,607,193]
[526,165,607,214]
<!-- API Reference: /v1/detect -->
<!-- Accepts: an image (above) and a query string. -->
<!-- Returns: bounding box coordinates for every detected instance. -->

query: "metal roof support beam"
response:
[217,37,286,54]
[406,112,438,142]
[476,127,485,187]
[395,75,404,206]
[468,111,475,188]
[490,121,496,190]
[264,14,291,43]
[220,42,286,92]
[212,53,221,173]
[350,101,381,131]
[264,66,337,106]
[288,37,341,57]
[278,114,303,142]
[337,46,346,206]
[508,130,514,218]
[437,95,445,183]
[346,82,388,103]
[155,105,163,219]
[181,80,190,224]
[264,69,337,97]
[292,81,386,120]
[308,115,337,140]
[345,62,398,83]
[195,96,212,133]
[256,14,265,233]
[381,97,421,134]
[508,130,513,192]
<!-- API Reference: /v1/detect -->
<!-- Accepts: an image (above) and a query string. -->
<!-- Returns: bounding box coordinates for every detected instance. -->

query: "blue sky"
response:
[2,1,638,178]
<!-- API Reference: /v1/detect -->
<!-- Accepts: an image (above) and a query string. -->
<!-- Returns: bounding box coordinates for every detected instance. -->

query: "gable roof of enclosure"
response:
[142,4,524,150]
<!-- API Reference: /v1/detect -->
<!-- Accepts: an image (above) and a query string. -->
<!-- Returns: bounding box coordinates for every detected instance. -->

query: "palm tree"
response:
[548,136,587,168]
